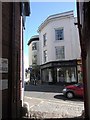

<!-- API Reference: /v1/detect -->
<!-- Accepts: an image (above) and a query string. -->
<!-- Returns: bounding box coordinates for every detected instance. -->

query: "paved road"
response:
[24,84,84,118]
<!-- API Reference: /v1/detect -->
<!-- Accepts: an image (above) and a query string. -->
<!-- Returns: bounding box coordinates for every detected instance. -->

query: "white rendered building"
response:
[28,35,40,67]
[28,35,40,81]
[37,10,81,84]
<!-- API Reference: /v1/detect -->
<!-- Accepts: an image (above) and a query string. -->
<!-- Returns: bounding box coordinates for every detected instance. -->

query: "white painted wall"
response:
[28,43,32,66]
[39,13,81,65]
[28,40,40,67]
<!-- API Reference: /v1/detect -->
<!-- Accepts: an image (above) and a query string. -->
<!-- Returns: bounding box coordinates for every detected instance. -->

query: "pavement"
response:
[24,83,84,119]
[24,83,64,93]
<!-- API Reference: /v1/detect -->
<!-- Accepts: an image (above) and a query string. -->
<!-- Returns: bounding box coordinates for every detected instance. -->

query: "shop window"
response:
[77,65,83,83]
[57,67,77,83]
[65,67,77,83]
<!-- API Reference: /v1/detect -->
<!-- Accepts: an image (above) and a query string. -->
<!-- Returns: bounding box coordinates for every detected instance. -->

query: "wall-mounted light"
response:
[74,22,82,28]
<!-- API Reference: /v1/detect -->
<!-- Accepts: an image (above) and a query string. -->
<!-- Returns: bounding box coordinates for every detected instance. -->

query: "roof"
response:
[27,35,39,46]
[38,10,74,32]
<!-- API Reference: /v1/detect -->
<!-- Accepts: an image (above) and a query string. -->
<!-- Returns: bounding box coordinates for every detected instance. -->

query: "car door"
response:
[75,84,84,96]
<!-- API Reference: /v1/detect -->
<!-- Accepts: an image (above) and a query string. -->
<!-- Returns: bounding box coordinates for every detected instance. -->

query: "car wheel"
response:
[66,92,74,99]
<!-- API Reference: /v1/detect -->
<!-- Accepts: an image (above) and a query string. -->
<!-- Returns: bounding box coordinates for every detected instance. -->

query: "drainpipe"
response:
[77,2,89,118]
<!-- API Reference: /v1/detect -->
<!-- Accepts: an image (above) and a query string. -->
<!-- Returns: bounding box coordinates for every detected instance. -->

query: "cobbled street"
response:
[24,84,84,119]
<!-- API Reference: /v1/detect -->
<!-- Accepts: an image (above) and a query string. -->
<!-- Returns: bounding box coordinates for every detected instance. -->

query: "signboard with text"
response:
[0,58,8,73]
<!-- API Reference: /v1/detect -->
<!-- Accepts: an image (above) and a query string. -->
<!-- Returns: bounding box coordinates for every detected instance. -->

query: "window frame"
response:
[43,50,47,63]
[55,28,64,41]
[55,46,65,60]
[32,42,37,50]
[43,33,47,46]
[32,54,37,65]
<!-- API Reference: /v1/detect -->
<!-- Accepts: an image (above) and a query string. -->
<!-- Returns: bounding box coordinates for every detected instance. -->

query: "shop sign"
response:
[77,60,82,65]
[0,58,8,73]
[53,61,76,67]
[0,79,8,90]
[41,61,77,69]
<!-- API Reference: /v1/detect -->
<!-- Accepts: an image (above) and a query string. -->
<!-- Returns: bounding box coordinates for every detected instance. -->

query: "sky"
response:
[24,1,77,69]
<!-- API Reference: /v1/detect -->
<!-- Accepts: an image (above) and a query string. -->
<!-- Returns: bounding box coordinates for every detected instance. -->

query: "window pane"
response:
[57,67,77,83]
[43,33,47,46]
[55,29,64,40]
[32,55,37,65]
[44,50,47,63]
[32,43,37,50]
[55,46,65,59]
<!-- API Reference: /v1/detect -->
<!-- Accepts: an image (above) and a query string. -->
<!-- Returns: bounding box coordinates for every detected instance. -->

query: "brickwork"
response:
[2,3,12,119]
[2,2,22,119]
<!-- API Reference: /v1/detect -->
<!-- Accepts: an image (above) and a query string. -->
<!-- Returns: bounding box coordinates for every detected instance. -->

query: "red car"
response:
[62,83,84,99]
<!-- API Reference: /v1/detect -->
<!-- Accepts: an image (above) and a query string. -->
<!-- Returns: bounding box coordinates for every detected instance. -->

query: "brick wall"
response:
[2,2,22,119]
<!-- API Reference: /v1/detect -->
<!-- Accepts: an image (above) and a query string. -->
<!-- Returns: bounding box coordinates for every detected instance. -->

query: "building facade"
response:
[0,2,30,119]
[28,35,40,82]
[28,35,40,67]
[38,10,81,84]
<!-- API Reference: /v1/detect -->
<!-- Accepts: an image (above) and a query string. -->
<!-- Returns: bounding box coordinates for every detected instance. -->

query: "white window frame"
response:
[32,42,37,50]
[43,50,47,63]
[32,55,37,65]
[55,46,65,60]
[43,33,47,46]
[55,28,64,41]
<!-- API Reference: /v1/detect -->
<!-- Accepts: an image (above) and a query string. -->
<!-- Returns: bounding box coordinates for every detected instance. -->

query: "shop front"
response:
[57,66,77,84]
[40,59,80,85]
[77,59,83,83]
